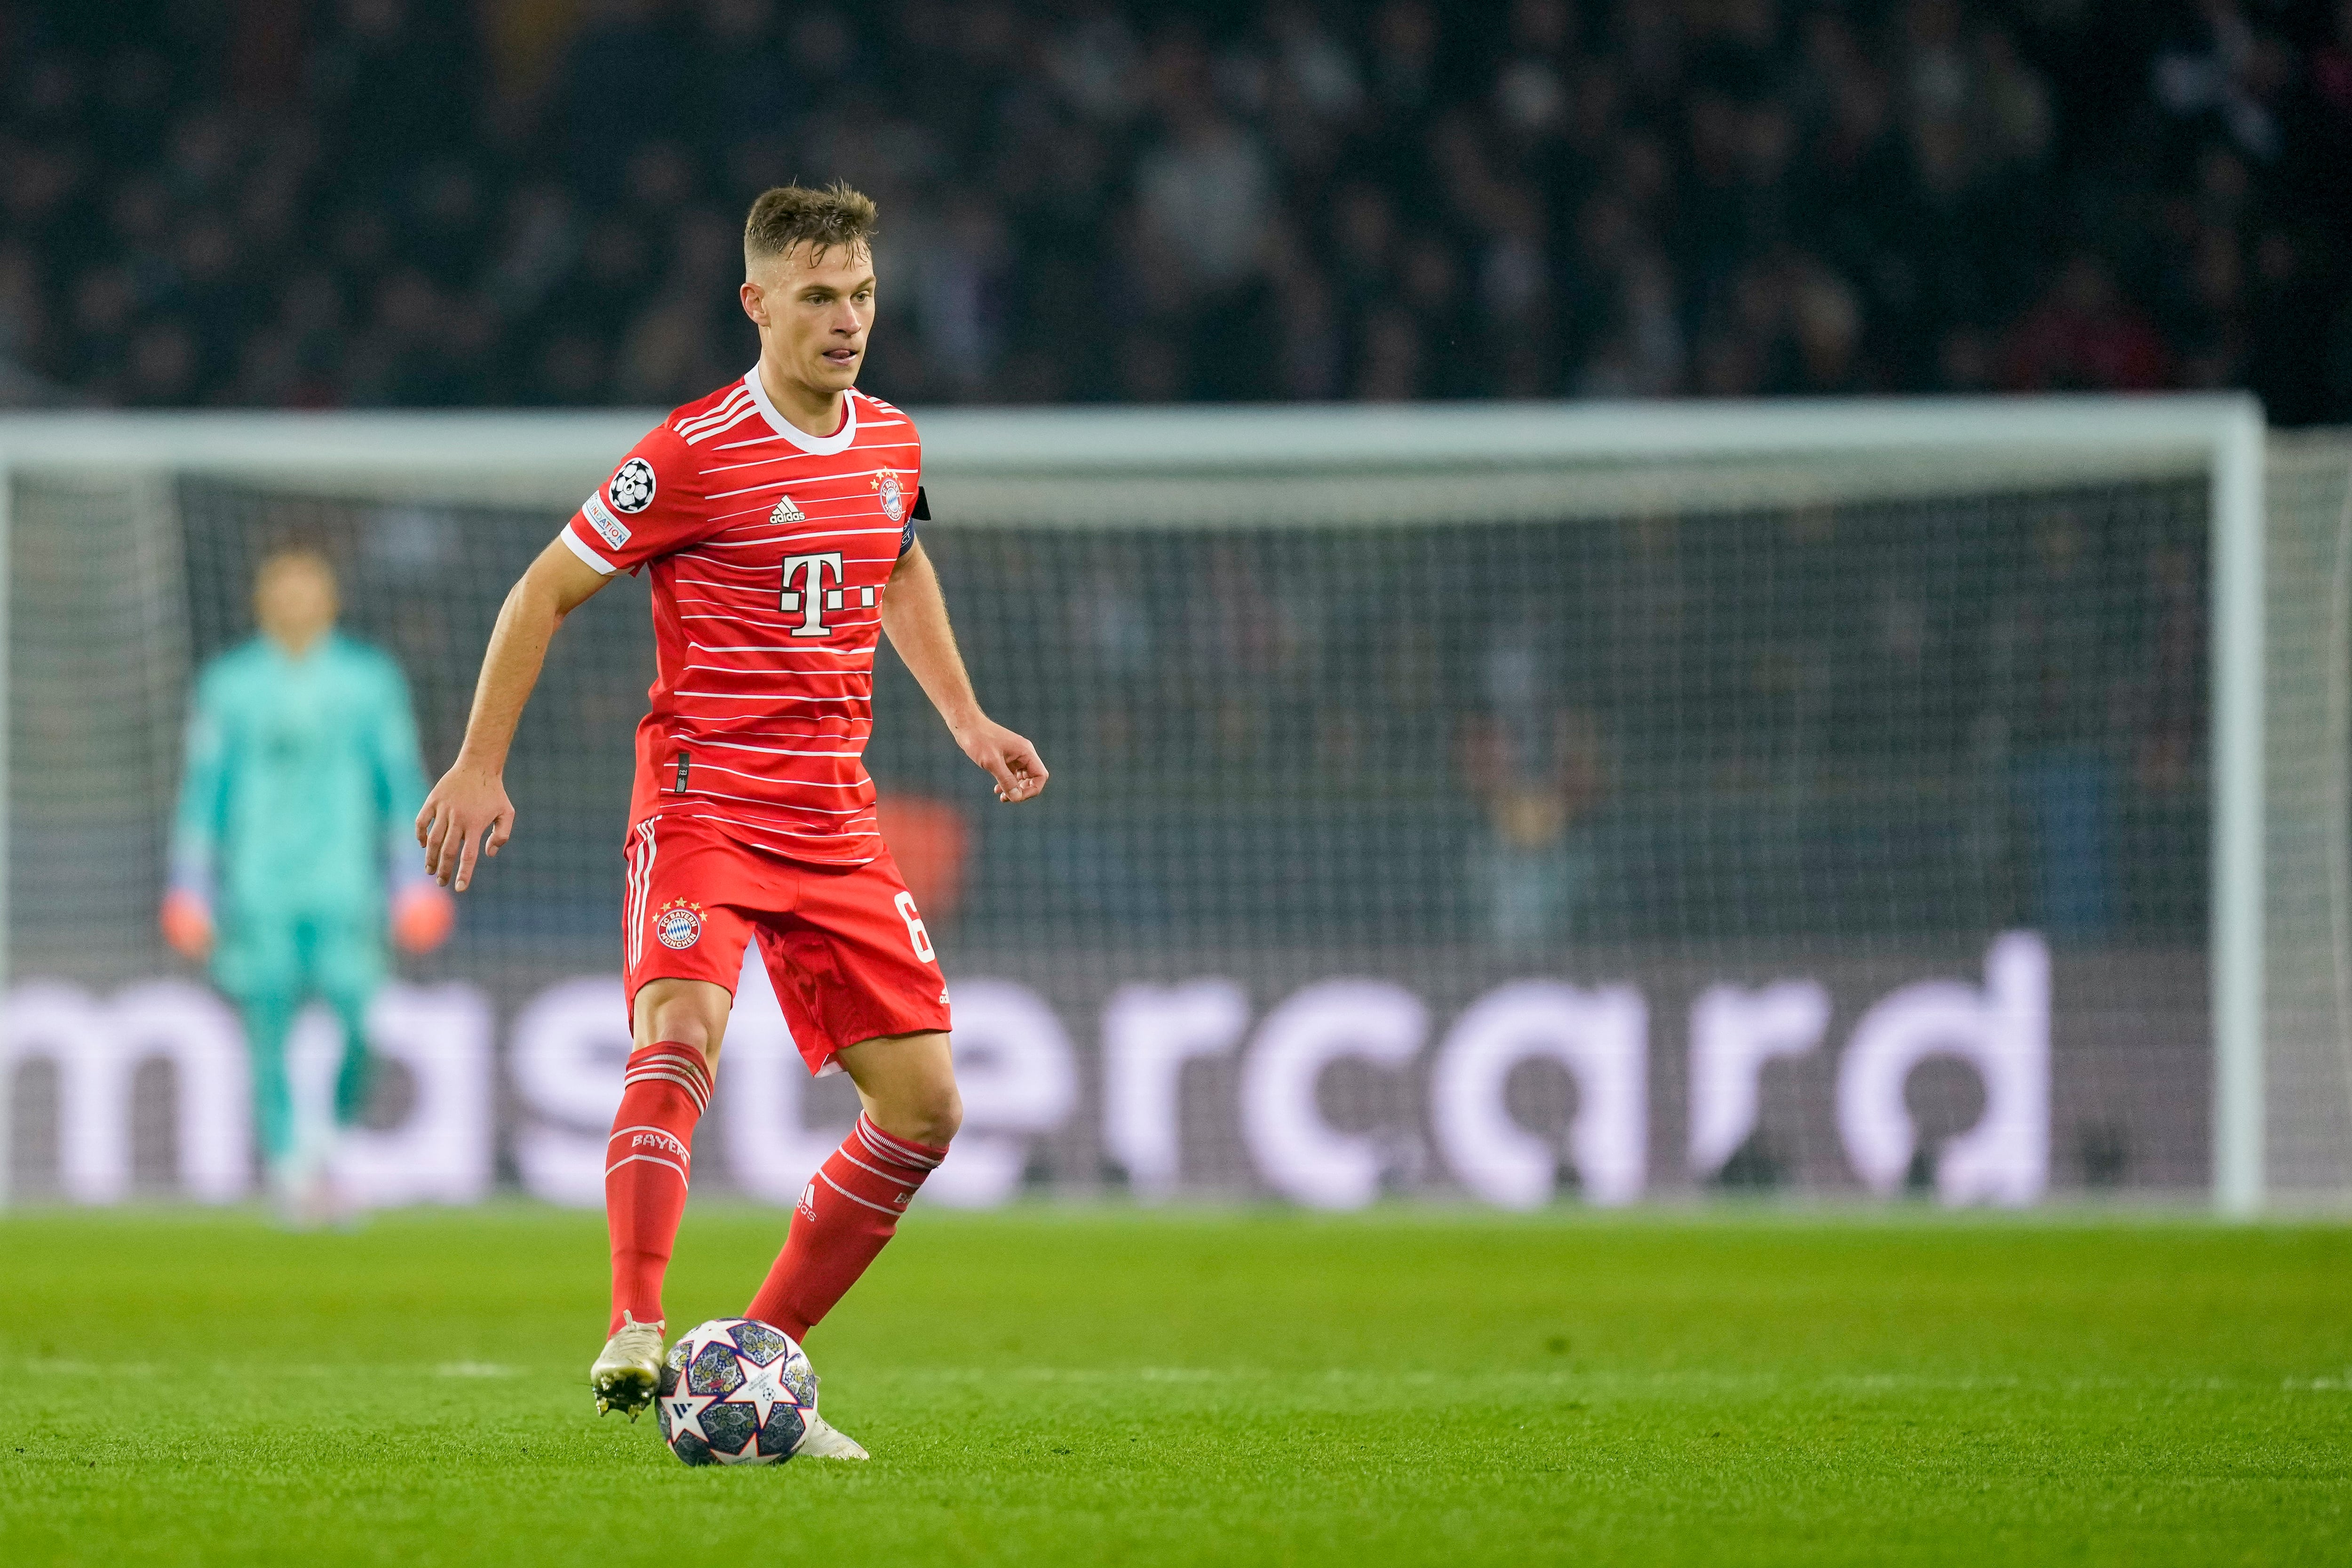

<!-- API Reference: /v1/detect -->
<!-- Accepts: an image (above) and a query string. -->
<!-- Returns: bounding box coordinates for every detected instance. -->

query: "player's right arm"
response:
[420,426,709,892]
[416,540,611,892]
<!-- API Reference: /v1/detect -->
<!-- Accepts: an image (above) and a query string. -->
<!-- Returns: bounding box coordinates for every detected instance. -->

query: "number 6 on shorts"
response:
[893,891,936,962]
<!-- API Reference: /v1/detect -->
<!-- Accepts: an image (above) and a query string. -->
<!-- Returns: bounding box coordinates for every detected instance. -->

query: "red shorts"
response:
[622,814,950,1075]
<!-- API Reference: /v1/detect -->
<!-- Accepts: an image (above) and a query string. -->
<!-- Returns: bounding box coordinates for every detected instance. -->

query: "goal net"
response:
[3,398,2344,1211]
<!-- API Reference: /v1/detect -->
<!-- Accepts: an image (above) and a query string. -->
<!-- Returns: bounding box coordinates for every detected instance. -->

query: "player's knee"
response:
[887,1077,961,1147]
[632,981,729,1070]
[909,1082,962,1147]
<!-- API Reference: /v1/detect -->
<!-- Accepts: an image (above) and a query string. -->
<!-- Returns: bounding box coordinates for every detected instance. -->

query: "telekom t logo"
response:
[777,551,874,637]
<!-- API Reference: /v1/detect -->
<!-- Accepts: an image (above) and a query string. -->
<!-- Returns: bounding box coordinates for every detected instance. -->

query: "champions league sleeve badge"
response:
[872,469,906,522]
[609,457,658,514]
[654,898,705,949]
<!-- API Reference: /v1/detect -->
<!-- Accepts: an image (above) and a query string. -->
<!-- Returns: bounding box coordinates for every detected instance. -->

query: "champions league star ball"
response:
[657,1318,819,1466]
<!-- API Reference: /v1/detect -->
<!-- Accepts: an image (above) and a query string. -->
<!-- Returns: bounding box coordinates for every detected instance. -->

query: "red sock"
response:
[745,1114,946,1339]
[605,1043,711,1336]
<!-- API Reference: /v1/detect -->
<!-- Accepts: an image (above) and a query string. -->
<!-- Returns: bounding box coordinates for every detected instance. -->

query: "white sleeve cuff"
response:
[560,524,618,575]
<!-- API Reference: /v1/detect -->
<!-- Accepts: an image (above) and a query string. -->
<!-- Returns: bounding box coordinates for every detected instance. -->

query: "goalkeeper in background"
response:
[162,546,453,1220]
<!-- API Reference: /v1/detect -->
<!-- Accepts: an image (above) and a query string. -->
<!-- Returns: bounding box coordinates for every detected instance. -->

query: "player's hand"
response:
[390,880,457,953]
[160,888,215,960]
[417,762,516,892]
[954,718,1049,804]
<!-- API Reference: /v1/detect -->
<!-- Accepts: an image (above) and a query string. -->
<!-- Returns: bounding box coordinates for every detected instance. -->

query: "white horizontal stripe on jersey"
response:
[670,738,864,757]
[673,780,881,816]
[697,452,894,479]
[687,522,898,545]
[685,552,899,576]
[669,575,777,597]
[657,751,874,785]
[685,763,879,802]
[702,502,804,527]
[669,553,772,576]
[670,732,870,750]
[691,780,884,818]
[699,452,814,476]
[700,495,910,526]
[676,625,870,646]
[676,666,868,685]
[676,623,882,648]
[714,430,919,453]
[678,673,871,696]
[675,612,867,632]
[670,690,877,709]
[700,480,914,510]
[710,432,822,454]
[687,811,876,841]
[699,511,903,537]
[688,642,874,655]
[766,526,906,543]
[685,612,882,634]
[694,735,878,760]
[676,543,894,567]
[706,478,821,502]
[675,690,870,702]
[691,533,853,550]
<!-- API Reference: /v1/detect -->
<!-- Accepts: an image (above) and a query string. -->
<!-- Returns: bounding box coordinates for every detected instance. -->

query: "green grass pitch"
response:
[0,1207,2345,1566]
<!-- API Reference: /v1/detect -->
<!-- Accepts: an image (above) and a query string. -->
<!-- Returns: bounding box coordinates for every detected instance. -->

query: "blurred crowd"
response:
[4,0,2349,416]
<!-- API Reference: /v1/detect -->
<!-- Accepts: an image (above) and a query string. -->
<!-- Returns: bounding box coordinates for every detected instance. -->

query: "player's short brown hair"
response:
[743,181,878,268]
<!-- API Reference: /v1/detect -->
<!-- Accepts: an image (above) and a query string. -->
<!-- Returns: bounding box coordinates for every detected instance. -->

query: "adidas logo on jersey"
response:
[768,495,807,526]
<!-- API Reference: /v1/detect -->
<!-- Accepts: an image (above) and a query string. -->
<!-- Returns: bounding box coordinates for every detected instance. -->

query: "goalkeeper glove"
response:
[390,878,456,954]
[159,887,215,960]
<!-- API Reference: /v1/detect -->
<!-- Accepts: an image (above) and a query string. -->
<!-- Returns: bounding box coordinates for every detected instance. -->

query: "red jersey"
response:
[562,370,922,866]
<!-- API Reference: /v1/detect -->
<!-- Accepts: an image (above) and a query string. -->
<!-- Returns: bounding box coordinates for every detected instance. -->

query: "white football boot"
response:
[795,1375,870,1460]
[589,1313,665,1420]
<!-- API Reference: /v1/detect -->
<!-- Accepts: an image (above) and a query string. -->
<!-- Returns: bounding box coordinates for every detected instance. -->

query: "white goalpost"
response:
[2,393,2342,1213]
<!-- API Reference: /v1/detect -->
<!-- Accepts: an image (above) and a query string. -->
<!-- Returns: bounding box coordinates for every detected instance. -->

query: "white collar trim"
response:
[743,368,858,455]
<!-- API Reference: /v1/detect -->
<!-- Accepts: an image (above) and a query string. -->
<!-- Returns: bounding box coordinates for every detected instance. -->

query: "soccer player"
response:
[415,182,1048,1458]
[164,547,455,1221]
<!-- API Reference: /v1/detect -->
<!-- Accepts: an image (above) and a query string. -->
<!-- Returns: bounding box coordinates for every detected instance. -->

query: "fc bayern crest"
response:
[872,469,906,522]
[654,899,704,949]
[609,457,657,514]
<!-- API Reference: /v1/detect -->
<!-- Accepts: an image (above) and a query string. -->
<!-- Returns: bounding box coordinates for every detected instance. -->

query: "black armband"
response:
[900,486,928,555]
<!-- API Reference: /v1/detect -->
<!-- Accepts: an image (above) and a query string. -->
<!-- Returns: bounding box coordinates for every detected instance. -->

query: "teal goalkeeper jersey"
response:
[170,632,431,921]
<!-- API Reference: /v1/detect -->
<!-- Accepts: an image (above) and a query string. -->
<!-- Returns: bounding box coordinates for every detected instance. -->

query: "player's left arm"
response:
[882,539,1048,804]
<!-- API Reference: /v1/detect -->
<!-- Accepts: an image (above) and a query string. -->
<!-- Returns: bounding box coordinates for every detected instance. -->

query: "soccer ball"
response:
[656,1318,818,1466]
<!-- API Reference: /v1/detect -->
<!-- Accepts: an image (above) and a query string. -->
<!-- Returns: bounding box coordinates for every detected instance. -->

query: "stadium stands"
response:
[1,0,2347,417]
